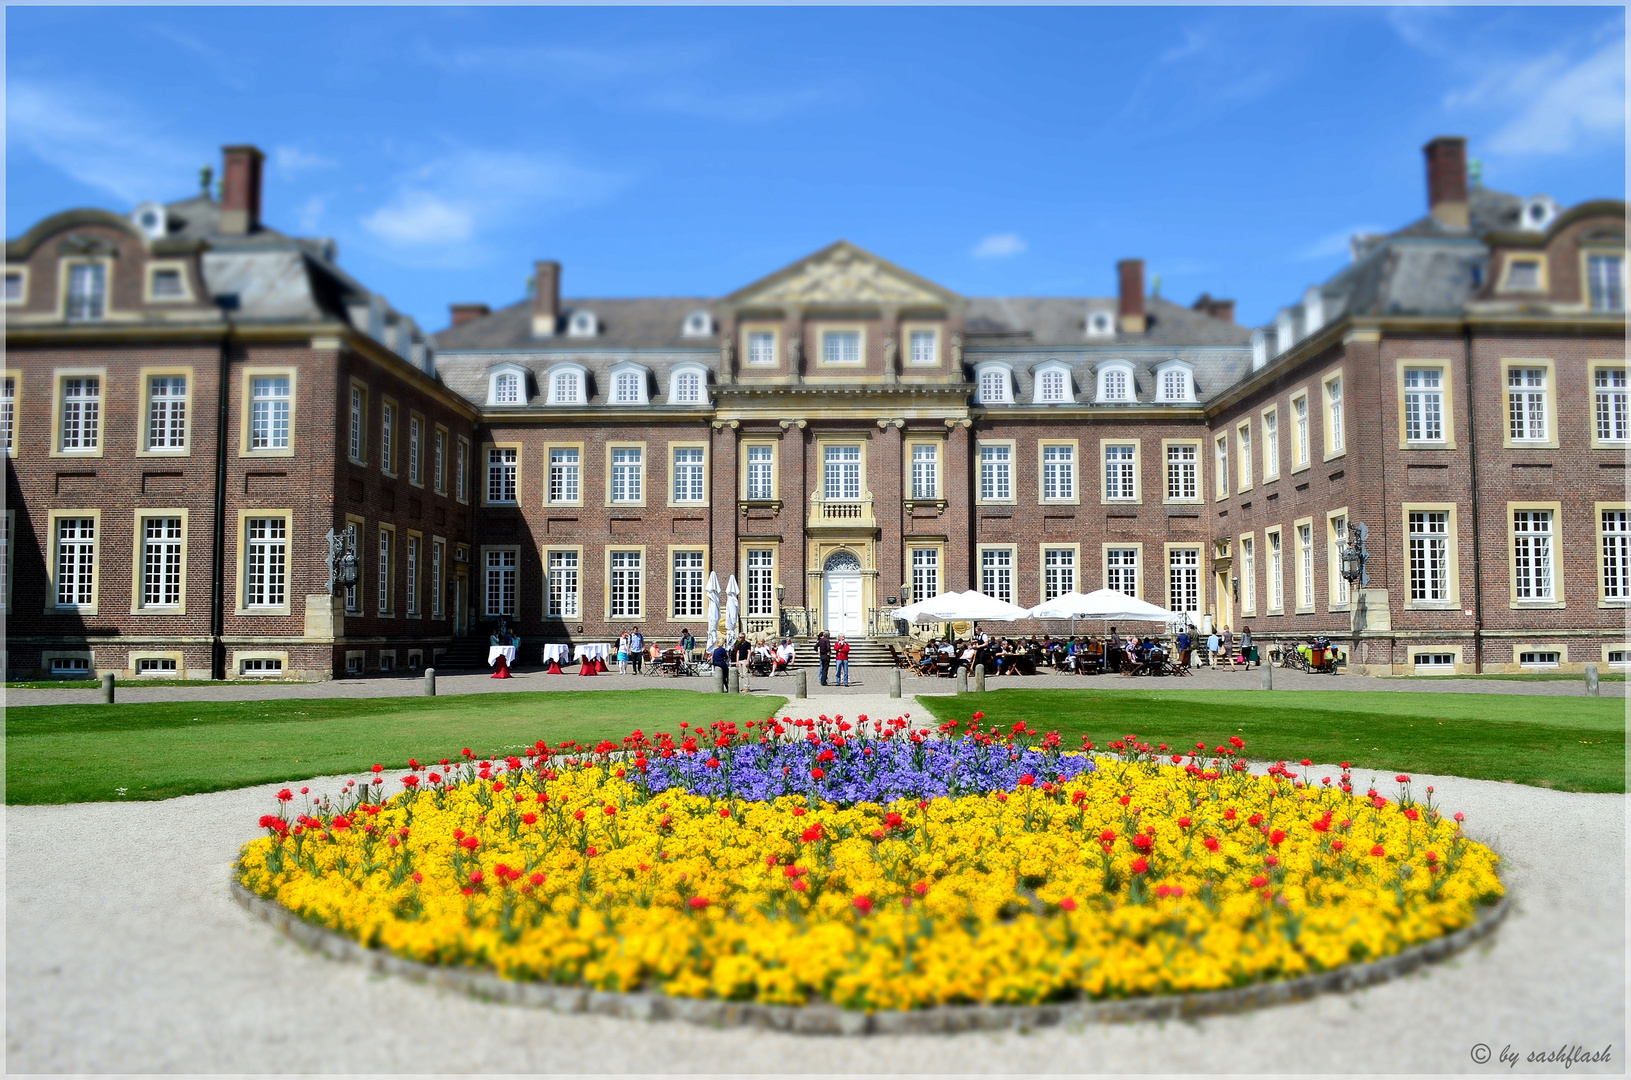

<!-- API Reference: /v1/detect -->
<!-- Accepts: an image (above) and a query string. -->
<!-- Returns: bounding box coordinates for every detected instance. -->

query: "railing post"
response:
[1586,663,1600,697]
[729,665,741,694]
[1260,662,1273,690]
[713,667,725,693]
[974,663,986,692]
[888,667,901,698]
[795,670,808,699]
[102,671,116,703]
[956,668,968,694]
[424,667,437,696]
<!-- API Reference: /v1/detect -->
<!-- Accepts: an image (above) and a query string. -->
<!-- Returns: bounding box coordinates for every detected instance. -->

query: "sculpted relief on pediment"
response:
[746,248,944,306]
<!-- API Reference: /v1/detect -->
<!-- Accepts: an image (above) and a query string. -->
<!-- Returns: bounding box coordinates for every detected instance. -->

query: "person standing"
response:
[616,631,630,675]
[835,634,851,687]
[1239,626,1254,668]
[816,630,832,686]
[1221,627,1236,669]
[629,628,644,674]
[711,641,730,691]
[1176,627,1193,668]
[1206,629,1221,667]
[733,633,751,688]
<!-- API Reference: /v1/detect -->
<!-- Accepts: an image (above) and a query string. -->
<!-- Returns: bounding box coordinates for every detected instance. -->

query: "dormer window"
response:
[1096,362,1135,403]
[614,371,641,403]
[1276,310,1296,355]
[65,262,106,322]
[486,364,529,407]
[1156,361,1194,403]
[975,364,1011,405]
[546,364,587,405]
[1501,258,1544,292]
[1032,362,1073,404]
[5,269,25,305]
[1086,310,1114,338]
[668,363,709,405]
[567,310,598,337]
[1251,330,1268,370]
[682,309,714,337]
[1303,289,1325,336]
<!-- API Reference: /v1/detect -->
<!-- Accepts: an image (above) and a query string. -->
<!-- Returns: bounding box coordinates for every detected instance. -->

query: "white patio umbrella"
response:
[705,572,721,651]
[895,589,1031,623]
[725,575,741,640]
[1027,588,1181,623]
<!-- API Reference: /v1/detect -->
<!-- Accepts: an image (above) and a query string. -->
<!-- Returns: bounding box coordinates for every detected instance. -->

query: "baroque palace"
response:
[4,139,1626,680]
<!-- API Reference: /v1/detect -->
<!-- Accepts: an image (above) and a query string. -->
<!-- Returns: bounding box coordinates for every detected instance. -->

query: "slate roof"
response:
[964,296,1252,348]
[431,297,719,352]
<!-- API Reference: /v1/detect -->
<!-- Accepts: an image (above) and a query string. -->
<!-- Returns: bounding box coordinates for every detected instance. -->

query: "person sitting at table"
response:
[774,638,796,675]
[678,628,695,653]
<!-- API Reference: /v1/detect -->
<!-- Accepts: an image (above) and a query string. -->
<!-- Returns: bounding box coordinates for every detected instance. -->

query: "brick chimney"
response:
[219,145,265,235]
[1191,293,1236,323]
[449,303,490,329]
[531,260,561,337]
[1424,136,1469,230]
[1117,258,1146,334]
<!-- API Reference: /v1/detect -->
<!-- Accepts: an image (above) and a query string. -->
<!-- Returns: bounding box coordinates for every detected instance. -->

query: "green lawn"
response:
[917,688,1627,793]
[5,690,785,805]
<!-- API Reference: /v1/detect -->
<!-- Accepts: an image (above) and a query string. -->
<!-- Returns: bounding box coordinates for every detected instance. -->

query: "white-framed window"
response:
[485,549,516,616]
[1403,368,1444,443]
[431,540,445,618]
[1106,547,1137,596]
[746,548,776,615]
[909,330,938,365]
[377,529,394,614]
[1293,395,1309,467]
[979,443,1012,501]
[245,517,287,609]
[1602,510,1630,601]
[55,517,96,608]
[348,386,366,463]
[1512,510,1555,601]
[547,550,579,618]
[1240,536,1255,615]
[1330,513,1349,607]
[1166,443,1197,501]
[1595,368,1627,443]
[609,550,642,617]
[1168,547,1199,613]
[1609,648,1629,668]
[1037,368,1069,403]
[1042,444,1074,501]
[242,657,283,675]
[60,376,100,451]
[455,439,468,502]
[1414,653,1456,673]
[980,547,1013,604]
[548,447,580,503]
[434,430,447,492]
[141,517,183,608]
[408,417,422,484]
[487,447,517,503]
[550,369,582,404]
[51,657,91,676]
[568,310,598,337]
[138,657,179,674]
[1325,376,1344,453]
[492,371,521,405]
[251,376,290,451]
[1298,524,1314,610]
[1214,435,1228,498]
[911,547,939,602]
[380,403,396,473]
[1098,365,1133,402]
[1409,511,1450,602]
[147,376,186,450]
[611,447,643,503]
[1104,444,1136,501]
[1043,547,1075,601]
[1268,531,1284,611]
[405,535,421,615]
[1160,367,1191,402]
[978,367,1010,404]
[2,376,14,455]
[747,331,777,366]
[1236,425,1252,490]
[672,446,705,503]
[1519,650,1561,668]
[1507,367,1548,441]
[682,309,713,337]
[1263,409,1279,478]
[4,270,24,304]
[910,443,938,500]
[671,550,705,617]
[746,445,775,500]
[1588,254,1624,311]
[614,370,642,404]
[823,444,861,500]
[65,262,106,322]
[672,369,704,404]
[822,330,861,365]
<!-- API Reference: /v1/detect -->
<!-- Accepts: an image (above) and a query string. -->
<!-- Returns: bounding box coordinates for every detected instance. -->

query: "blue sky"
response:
[7,6,1625,332]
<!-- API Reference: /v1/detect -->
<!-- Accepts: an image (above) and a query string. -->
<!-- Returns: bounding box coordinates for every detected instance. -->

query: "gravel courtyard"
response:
[6,693,1625,1073]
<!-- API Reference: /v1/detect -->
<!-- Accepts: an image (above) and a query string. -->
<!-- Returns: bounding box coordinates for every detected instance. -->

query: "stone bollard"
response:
[956,668,968,694]
[102,671,116,703]
[712,667,725,694]
[974,663,986,692]
[888,667,901,699]
[1260,662,1273,691]
[424,667,437,697]
[795,670,808,699]
[1586,663,1600,697]
[729,666,741,694]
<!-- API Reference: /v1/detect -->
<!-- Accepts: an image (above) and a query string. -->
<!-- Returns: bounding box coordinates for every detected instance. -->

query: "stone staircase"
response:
[798,638,902,668]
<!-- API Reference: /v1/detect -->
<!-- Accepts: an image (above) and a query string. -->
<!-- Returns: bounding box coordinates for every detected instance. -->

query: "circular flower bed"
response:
[235,713,1503,1013]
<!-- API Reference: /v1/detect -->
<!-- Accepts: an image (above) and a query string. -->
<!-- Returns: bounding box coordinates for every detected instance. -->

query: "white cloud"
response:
[1485,39,1625,156]
[295,194,330,234]
[363,192,474,246]
[972,233,1027,259]
[1297,225,1387,261]
[275,146,336,174]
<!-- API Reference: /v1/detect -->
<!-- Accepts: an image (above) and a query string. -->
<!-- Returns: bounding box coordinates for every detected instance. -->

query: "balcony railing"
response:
[806,498,875,529]
[741,615,777,637]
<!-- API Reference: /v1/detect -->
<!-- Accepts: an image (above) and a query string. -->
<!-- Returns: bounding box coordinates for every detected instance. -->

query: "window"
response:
[1409,512,1450,602]
[2,376,13,455]
[151,269,183,298]
[377,529,394,614]
[1325,376,1344,454]
[548,448,580,504]
[405,535,420,615]
[1595,369,1627,443]
[1104,444,1136,501]
[551,370,581,404]
[1038,369,1068,403]
[147,376,186,450]
[1403,369,1444,443]
[431,540,445,618]
[342,524,359,614]
[824,445,861,500]
[979,368,1009,404]
[547,550,579,618]
[746,549,775,615]
[66,262,106,321]
[380,403,397,473]
[979,444,1012,501]
[822,330,861,365]
[672,551,705,617]
[1214,435,1228,498]
[250,377,290,451]
[434,430,447,493]
[141,517,183,608]
[1166,443,1197,501]
[485,549,517,616]
[5,271,23,303]
[1415,653,1455,672]
[1293,395,1309,467]
[911,547,939,602]
[138,657,178,674]
[909,330,938,365]
[1236,425,1252,489]
[611,447,643,503]
[609,550,642,617]
[51,657,90,677]
[493,372,521,404]
[672,446,705,503]
[1507,368,1549,441]
[1168,548,1199,614]
[1042,444,1075,502]
[1100,368,1131,402]
[487,447,517,503]
[242,657,283,674]
[1043,548,1075,601]
[614,371,642,404]
[1504,259,1542,291]
[1519,650,1560,668]
[1268,531,1284,612]
[347,653,364,675]
[981,548,1013,604]
[1106,547,1137,596]
[1602,510,1629,600]
[60,376,100,451]
[349,386,366,463]
[1240,537,1255,615]
[1588,254,1624,311]
[1609,649,1629,667]
[1161,368,1189,401]
[55,517,96,608]
[747,331,777,366]
[1330,514,1349,607]
[455,439,468,502]
[746,445,775,500]
[245,517,287,609]
[1298,524,1314,610]
[408,416,422,484]
[1263,409,1279,478]
[910,444,938,500]
[673,370,703,403]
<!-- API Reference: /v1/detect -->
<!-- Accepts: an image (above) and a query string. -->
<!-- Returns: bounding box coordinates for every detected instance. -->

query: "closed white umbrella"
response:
[1027,588,1181,623]
[705,572,721,651]
[725,575,741,640]
[896,589,1031,623]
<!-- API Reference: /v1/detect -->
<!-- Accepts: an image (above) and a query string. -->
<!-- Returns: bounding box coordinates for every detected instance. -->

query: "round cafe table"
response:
[487,645,517,679]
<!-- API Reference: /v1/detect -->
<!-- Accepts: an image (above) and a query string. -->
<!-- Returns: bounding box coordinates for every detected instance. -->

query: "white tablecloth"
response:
[542,644,571,663]
[487,645,517,666]
[573,643,612,662]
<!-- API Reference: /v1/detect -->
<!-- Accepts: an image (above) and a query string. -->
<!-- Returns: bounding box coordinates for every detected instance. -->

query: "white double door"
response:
[824,572,863,636]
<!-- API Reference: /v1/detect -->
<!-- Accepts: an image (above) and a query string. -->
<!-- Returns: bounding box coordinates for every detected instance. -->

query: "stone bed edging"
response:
[229,879,1508,1036]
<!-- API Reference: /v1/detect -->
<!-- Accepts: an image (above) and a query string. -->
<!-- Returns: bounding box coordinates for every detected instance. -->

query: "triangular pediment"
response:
[725,240,960,308]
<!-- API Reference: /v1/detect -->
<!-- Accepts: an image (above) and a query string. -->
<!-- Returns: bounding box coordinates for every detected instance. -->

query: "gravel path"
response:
[7,725,1623,1073]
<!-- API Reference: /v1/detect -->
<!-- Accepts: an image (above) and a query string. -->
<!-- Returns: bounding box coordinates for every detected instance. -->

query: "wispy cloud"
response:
[295,193,331,234]
[971,233,1027,259]
[1484,38,1624,156]
[144,23,250,90]
[1296,224,1387,261]
[275,145,337,174]
[7,77,203,204]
